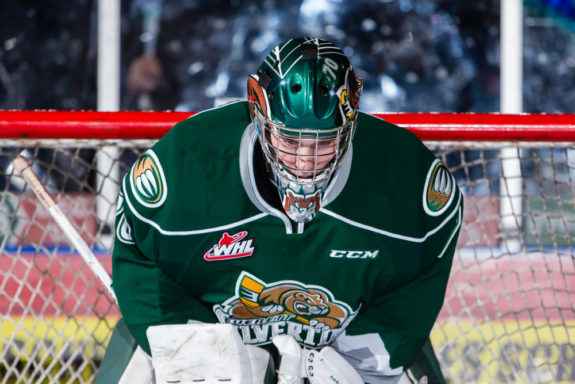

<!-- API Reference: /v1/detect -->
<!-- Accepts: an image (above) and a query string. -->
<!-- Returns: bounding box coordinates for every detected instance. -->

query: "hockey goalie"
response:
[96,37,462,384]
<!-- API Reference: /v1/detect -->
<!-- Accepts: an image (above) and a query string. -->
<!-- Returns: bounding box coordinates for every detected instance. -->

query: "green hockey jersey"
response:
[112,101,462,380]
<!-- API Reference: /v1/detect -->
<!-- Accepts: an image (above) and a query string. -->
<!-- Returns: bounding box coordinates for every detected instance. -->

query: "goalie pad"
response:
[146,323,274,384]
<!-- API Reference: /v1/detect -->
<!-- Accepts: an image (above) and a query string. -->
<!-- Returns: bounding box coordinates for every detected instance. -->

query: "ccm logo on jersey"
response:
[204,231,256,261]
[329,250,379,259]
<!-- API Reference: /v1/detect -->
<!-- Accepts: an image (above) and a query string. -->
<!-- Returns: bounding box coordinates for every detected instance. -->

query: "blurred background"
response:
[0,0,574,114]
[2,2,575,382]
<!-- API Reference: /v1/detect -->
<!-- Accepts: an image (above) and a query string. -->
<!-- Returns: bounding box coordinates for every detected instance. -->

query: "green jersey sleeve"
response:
[112,191,215,354]
[333,199,462,380]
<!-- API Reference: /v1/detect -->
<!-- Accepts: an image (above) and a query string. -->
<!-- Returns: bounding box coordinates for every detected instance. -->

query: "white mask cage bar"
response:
[254,108,355,185]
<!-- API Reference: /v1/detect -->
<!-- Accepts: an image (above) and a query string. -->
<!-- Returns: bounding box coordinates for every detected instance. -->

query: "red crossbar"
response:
[0,110,574,141]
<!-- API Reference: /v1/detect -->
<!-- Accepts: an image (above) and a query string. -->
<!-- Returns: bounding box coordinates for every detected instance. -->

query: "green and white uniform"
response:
[112,101,462,383]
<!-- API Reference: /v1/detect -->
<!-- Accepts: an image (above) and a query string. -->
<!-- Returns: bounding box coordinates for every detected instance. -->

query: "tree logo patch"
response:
[130,150,167,208]
[423,159,455,216]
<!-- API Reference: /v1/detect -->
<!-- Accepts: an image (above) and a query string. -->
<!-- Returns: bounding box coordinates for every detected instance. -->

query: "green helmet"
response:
[248,37,363,223]
[248,37,362,129]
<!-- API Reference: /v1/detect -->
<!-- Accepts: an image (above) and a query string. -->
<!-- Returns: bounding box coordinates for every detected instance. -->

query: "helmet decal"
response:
[263,37,347,80]
[337,68,363,121]
[247,75,270,119]
[281,187,322,223]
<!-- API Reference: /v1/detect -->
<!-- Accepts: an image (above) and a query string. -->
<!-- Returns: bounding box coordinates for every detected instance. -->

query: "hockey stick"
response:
[13,155,117,302]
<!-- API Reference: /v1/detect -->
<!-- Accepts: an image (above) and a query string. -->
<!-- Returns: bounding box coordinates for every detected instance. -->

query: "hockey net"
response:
[0,111,574,383]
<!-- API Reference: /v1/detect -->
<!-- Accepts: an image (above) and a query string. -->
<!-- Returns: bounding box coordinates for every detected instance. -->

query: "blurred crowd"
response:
[0,0,574,113]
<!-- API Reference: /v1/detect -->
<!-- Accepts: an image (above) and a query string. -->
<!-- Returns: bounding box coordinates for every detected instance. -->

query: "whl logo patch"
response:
[204,231,256,261]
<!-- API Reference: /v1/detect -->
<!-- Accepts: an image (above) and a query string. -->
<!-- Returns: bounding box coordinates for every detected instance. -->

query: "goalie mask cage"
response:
[0,111,574,384]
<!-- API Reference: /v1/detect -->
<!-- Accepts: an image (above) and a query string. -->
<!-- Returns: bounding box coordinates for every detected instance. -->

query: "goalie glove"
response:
[146,323,275,384]
[273,335,305,384]
[302,347,364,384]
[272,335,364,384]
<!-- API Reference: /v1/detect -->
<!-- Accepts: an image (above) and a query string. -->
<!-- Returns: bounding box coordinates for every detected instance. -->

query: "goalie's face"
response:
[255,110,354,183]
[254,107,355,223]
[269,128,339,180]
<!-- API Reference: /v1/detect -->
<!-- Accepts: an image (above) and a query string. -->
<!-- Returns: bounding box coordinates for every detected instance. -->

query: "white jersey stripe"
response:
[122,176,268,236]
[321,192,462,243]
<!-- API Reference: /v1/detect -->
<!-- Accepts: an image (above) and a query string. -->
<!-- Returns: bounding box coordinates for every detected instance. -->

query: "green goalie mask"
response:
[248,37,363,223]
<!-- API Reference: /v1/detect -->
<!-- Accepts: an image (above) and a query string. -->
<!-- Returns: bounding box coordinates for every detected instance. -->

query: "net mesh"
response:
[0,143,148,384]
[0,114,574,383]
[431,143,575,383]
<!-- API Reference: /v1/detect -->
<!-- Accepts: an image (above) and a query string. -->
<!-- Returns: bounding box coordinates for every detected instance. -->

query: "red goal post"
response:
[0,110,574,384]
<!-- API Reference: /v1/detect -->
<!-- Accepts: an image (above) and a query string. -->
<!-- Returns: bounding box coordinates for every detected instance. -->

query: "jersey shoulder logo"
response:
[116,213,135,245]
[213,272,358,348]
[423,159,455,216]
[204,231,255,261]
[130,150,167,208]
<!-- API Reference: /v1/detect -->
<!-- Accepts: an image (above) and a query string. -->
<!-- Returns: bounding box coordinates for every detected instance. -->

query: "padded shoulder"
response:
[327,112,462,239]
[121,101,261,233]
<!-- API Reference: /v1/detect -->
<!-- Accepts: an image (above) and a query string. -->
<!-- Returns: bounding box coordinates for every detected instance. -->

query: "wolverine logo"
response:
[233,275,346,329]
[214,272,358,347]
[423,159,455,216]
[130,150,167,208]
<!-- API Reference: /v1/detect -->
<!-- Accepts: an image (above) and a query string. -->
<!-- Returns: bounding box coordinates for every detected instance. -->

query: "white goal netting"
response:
[0,112,574,383]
